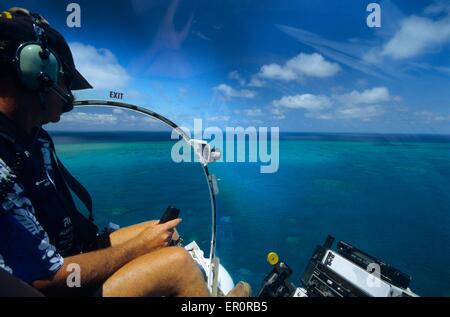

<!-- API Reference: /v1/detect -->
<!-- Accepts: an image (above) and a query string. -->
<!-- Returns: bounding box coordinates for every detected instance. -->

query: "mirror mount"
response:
[189,139,221,166]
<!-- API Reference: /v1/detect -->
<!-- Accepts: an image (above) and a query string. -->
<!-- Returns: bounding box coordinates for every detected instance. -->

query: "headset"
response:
[13,13,74,113]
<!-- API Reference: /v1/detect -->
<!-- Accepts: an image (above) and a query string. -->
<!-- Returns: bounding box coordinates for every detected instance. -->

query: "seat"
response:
[0,268,44,297]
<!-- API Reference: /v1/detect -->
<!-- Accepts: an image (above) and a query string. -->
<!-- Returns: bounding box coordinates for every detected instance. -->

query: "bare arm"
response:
[109,220,157,246]
[109,220,180,247]
[32,218,182,295]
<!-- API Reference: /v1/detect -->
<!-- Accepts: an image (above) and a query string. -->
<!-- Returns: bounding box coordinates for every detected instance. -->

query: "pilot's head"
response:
[0,7,92,126]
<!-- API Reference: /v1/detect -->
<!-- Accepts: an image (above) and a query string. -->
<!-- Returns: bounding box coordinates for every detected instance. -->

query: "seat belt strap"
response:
[52,151,94,222]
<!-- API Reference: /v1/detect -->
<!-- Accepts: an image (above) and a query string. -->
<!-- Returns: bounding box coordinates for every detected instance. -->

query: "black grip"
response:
[159,206,180,224]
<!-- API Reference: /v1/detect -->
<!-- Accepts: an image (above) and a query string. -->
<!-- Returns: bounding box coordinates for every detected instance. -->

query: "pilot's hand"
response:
[134,218,182,253]
[145,221,179,243]
[172,229,180,243]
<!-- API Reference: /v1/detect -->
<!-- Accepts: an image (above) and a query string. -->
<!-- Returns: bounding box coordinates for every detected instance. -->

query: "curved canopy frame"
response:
[73,100,219,293]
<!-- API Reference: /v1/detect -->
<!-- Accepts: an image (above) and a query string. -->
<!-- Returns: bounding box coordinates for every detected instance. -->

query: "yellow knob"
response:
[267,252,279,266]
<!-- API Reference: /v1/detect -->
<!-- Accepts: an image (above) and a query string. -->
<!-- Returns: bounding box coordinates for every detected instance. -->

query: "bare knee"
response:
[162,247,209,296]
[102,246,208,297]
[164,247,196,270]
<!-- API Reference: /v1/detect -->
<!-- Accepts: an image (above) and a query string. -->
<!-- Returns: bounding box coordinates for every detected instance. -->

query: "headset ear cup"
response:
[16,43,60,91]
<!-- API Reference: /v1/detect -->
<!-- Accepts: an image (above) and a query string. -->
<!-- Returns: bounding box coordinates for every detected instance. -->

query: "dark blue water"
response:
[50,131,450,296]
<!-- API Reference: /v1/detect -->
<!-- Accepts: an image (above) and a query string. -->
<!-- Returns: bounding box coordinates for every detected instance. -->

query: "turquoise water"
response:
[51,132,450,296]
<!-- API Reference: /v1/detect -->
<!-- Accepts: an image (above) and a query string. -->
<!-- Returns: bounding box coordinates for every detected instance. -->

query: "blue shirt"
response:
[0,112,73,284]
[0,157,64,283]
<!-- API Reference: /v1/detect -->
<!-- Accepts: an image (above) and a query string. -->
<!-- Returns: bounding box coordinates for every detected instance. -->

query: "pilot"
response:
[0,7,250,297]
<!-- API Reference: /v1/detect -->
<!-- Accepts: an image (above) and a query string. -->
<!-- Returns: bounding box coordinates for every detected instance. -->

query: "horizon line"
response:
[48,129,450,137]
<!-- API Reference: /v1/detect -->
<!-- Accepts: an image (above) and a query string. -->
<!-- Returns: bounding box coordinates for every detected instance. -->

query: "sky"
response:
[3,0,450,133]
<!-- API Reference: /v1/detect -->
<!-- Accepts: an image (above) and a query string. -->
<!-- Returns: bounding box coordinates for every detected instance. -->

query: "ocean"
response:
[50,131,450,296]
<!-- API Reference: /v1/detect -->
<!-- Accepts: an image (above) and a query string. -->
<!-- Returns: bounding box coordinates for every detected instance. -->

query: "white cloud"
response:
[286,53,342,78]
[273,94,331,110]
[69,42,131,89]
[381,15,450,59]
[60,112,118,125]
[60,110,160,127]
[259,63,297,81]
[242,108,264,116]
[305,105,385,121]
[416,110,450,122]
[112,108,124,114]
[248,76,266,87]
[277,25,389,79]
[271,108,285,115]
[257,53,341,81]
[229,70,246,86]
[335,87,391,105]
[305,112,334,120]
[224,53,339,90]
[271,107,286,119]
[272,86,393,122]
[112,108,149,123]
[214,84,256,99]
[277,3,450,79]
[337,105,384,121]
[208,115,231,122]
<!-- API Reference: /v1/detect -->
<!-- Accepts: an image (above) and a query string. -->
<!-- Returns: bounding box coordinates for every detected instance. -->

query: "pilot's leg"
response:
[101,246,210,297]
